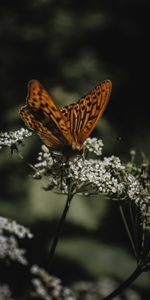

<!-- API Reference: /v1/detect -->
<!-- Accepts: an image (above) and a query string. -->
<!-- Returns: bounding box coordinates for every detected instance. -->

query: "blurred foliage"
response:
[0,0,150,299]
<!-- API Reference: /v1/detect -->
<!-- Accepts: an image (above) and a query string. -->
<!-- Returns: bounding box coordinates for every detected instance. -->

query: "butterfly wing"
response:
[61,80,112,145]
[19,80,73,149]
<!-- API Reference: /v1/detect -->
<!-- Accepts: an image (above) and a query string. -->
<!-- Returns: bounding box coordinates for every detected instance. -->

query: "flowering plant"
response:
[0,129,149,299]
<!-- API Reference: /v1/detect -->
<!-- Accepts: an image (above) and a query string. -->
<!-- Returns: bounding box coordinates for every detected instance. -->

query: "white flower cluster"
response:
[0,217,33,264]
[32,278,52,300]
[33,139,150,232]
[126,175,150,231]
[33,145,54,179]
[31,265,76,300]
[85,138,103,156]
[0,128,32,150]
[68,155,125,195]
[0,216,33,238]
[0,235,27,265]
[0,284,13,300]
[126,175,141,202]
[33,139,125,196]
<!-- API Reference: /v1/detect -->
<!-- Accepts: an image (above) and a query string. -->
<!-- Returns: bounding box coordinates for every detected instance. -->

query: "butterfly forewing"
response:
[61,80,112,145]
[19,80,74,149]
[78,80,112,143]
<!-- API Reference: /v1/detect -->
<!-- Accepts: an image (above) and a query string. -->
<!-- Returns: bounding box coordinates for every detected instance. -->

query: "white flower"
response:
[0,217,33,264]
[0,217,33,238]
[0,128,32,149]
[0,235,27,265]
[125,174,150,231]
[68,155,125,195]
[0,284,13,300]
[33,140,125,196]
[31,265,76,300]
[32,278,52,300]
[33,147,55,179]
[32,139,150,232]
[85,138,103,156]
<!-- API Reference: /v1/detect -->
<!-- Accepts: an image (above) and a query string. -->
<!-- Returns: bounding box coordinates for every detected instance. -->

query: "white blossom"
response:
[0,217,33,238]
[31,265,76,300]
[33,140,125,196]
[0,217,33,264]
[34,147,54,179]
[68,155,125,195]
[0,235,27,265]
[85,138,103,156]
[0,128,32,149]
[32,139,150,234]
[0,284,14,300]
[32,278,52,300]
[125,174,150,231]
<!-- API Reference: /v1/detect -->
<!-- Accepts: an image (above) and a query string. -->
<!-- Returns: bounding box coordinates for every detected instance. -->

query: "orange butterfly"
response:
[19,80,112,153]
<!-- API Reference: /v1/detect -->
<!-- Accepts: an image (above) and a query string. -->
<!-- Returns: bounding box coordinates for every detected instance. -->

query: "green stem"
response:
[48,193,74,268]
[129,203,140,260]
[102,266,142,300]
[119,205,136,257]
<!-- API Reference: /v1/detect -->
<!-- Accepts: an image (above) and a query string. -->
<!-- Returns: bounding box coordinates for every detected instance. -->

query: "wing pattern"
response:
[19,79,112,152]
[20,80,73,149]
[60,80,112,144]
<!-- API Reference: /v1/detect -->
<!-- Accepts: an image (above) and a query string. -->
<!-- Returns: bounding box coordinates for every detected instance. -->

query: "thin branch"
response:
[48,192,74,269]
[119,205,136,257]
[139,229,150,267]
[139,227,146,263]
[102,266,142,300]
[129,204,140,260]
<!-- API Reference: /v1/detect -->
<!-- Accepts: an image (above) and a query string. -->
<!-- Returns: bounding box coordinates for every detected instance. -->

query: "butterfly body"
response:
[19,79,112,153]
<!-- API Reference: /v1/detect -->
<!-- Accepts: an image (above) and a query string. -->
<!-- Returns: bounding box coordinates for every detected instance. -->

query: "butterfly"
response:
[19,79,112,153]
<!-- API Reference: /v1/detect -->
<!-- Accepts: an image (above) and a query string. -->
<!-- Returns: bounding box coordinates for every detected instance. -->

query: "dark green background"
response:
[0,0,150,299]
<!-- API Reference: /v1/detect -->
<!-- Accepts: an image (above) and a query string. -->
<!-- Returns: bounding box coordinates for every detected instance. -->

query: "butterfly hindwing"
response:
[20,106,69,148]
[60,103,80,144]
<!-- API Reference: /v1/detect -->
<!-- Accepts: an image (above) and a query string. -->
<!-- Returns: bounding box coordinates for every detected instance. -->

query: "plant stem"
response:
[120,205,136,257]
[102,266,142,300]
[48,193,74,268]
